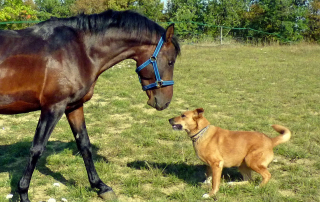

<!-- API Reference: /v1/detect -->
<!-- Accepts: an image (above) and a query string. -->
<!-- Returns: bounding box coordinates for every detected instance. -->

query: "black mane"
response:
[33,10,180,54]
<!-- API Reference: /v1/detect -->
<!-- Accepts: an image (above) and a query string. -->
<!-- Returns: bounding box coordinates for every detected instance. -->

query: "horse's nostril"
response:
[152,97,171,111]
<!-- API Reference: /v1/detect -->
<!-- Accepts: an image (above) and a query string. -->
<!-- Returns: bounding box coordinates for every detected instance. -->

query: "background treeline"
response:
[1,0,320,43]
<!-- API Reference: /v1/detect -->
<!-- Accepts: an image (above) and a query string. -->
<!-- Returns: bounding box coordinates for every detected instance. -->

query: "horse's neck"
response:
[85,32,155,75]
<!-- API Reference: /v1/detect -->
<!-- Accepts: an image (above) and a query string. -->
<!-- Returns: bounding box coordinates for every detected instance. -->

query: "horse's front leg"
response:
[19,105,65,202]
[65,105,116,200]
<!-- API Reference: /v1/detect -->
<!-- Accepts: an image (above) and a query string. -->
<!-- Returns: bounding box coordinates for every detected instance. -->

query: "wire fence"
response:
[159,21,291,44]
[0,20,290,44]
[0,20,41,25]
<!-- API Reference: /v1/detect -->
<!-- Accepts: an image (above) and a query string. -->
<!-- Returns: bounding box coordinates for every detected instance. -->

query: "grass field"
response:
[0,43,320,202]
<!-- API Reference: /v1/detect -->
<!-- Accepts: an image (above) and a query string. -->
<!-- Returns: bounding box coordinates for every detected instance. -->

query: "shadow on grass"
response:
[0,140,108,201]
[127,161,243,185]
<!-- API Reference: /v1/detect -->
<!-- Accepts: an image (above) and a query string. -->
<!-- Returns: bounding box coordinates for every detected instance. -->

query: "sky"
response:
[161,0,168,5]
[161,0,168,9]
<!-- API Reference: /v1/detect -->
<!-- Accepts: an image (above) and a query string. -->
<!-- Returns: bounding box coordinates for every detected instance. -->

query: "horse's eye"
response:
[168,61,174,66]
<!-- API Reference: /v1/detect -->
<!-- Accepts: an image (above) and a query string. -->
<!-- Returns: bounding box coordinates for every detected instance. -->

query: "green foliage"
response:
[35,0,75,19]
[239,0,308,43]
[303,0,320,42]
[205,0,246,38]
[129,0,164,22]
[70,0,135,15]
[0,0,38,29]
[167,0,205,39]
[0,0,319,43]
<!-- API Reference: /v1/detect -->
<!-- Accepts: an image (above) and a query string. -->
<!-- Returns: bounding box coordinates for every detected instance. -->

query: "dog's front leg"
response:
[204,165,212,184]
[203,161,223,198]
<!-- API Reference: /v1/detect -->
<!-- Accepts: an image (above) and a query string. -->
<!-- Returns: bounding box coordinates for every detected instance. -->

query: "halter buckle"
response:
[156,80,163,88]
[150,56,157,62]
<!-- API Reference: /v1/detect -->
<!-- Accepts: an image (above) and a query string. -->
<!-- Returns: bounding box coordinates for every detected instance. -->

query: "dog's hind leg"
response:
[250,164,271,186]
[245,150,273,186]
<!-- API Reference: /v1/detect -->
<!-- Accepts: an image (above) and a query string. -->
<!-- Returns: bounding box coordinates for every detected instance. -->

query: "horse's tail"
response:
[271,125,291,147]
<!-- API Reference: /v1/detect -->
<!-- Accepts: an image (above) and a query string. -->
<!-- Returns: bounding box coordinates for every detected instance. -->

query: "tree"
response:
[128,0,164,22]
[304,0,320,42]
[167,0,205,39]
[0,0,5,8]
[240,0,308,43]
[34,0,75,20]
[0,0,38,29]
[204,0,246,39]
[70,0,134,14]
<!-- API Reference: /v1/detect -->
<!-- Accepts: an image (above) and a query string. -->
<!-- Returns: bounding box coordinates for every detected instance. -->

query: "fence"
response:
[159,21,291,44]
[0,20,291,44]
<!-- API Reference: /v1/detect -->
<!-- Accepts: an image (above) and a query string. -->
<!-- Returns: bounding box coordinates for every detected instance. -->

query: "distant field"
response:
[0,43,319,202]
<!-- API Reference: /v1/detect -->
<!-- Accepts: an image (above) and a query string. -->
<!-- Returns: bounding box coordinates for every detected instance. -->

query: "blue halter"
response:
[136,36,174,91]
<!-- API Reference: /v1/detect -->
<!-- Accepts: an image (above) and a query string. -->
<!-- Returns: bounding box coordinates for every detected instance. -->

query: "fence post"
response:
[220,26,223,45]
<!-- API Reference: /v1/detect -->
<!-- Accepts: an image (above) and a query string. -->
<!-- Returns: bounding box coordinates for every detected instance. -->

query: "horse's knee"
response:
[30,145,45,158]
[18,178,29,192]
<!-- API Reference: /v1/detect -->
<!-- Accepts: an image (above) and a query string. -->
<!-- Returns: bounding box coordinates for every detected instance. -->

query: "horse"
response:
[0,10,180,202]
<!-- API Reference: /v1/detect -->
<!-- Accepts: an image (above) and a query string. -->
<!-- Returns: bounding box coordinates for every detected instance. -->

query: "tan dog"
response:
[169,108,291,198]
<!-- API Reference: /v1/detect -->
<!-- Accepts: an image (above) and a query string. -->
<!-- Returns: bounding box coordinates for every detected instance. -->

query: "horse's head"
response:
[135,24,179,111]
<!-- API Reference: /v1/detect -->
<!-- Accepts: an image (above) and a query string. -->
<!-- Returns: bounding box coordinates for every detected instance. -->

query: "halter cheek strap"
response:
[135,36,174,91]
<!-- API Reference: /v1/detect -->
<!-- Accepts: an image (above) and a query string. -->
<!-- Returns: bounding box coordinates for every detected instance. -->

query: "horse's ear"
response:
[165,23,174,43]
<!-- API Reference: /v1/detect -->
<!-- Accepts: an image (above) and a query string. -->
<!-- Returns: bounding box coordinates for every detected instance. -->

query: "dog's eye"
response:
[181,114,186,118]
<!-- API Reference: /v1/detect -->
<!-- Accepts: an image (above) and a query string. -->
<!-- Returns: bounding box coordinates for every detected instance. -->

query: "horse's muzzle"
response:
[148,97,170,111]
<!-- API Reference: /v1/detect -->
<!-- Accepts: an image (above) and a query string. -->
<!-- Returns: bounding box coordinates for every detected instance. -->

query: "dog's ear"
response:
[194,108,204,118]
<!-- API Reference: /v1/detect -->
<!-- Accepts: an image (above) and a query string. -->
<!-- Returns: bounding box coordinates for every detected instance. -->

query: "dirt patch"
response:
[161,183,186,195]
[211,112,232,120]
[295,158,316,166]
[279,190,295,197]
[118,195,145,202]
[110,113,133,121]
[130,104,157,115]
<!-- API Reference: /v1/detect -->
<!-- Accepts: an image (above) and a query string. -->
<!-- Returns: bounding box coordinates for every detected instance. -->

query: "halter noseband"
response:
[136,36,174,91]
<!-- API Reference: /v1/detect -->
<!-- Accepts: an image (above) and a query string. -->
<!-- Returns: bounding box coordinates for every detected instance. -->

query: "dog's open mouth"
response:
[172,124,183,130]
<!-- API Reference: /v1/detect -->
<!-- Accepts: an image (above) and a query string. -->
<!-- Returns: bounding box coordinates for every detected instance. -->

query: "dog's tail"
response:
[271,125,291,147]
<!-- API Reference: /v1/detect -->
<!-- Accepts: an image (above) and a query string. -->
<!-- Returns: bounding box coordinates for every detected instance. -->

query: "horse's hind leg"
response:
[65,105,116,200]
[18,106,65,202]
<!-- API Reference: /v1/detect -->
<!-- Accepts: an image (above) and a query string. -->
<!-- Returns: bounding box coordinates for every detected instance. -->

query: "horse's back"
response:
[0,25,93,115]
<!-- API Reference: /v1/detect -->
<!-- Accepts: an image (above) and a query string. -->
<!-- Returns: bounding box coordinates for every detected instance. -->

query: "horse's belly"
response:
[0,101,40,114]
[0,92,41,114]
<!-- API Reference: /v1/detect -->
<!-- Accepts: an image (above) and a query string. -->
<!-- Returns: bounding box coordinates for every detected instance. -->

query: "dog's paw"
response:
[202,193,210,198]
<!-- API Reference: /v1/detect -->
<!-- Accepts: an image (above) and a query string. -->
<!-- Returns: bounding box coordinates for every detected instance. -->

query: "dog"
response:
[169,108,291,198]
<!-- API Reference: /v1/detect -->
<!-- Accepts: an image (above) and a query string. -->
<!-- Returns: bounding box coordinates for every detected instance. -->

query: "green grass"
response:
[1,43,320,202]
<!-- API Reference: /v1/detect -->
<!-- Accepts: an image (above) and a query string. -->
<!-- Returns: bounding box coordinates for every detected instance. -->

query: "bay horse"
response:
[0,10,180,202]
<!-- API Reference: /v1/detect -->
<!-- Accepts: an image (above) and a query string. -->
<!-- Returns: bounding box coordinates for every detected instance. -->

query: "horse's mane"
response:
[32,10,180,55]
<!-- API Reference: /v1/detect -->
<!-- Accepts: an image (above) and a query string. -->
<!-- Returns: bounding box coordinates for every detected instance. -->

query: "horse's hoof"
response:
[99,190,117,201]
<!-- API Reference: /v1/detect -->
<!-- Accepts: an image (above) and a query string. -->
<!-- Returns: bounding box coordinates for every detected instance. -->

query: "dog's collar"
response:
[190,126,209,142]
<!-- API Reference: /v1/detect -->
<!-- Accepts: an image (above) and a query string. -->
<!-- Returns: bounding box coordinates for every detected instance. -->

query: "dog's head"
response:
[169,108,209,134]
